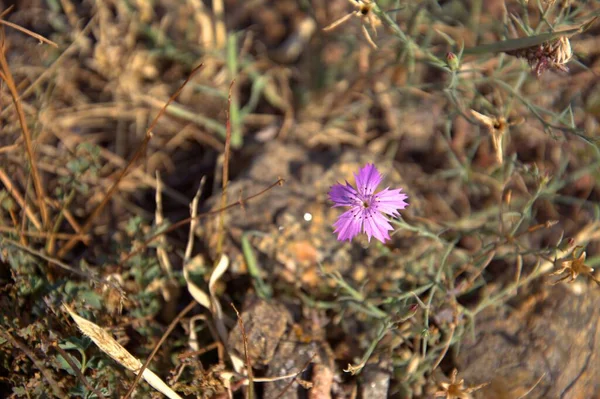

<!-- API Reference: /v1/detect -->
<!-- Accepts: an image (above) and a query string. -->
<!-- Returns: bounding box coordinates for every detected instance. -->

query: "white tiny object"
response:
[570,281,584,296]
[304,212,313,222]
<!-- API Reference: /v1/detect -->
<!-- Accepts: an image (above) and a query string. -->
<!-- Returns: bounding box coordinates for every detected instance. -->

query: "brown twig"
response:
[51,340,106,399]
[0,330,66,398]
[46,190,77,256]
[0,18,58,47]
[274,355,316,399]
[0,29,50,228]
[47,196,84,236]
[178,342,220,360]
[431,323,456,371]
[216,80,235,257]
[517,373,547,399]
[2,238,122,292]
[122,300,198,399]
[232,303,254,399]
[0,225,89,241]
[57,64,204,258]
[0,15,96,120]
[0,5,14,19]
[0,167,42,231]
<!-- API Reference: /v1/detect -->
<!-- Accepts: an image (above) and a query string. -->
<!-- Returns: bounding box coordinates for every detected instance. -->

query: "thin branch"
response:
[52,340,106,399]
[0,225,88,241]
[117,178,284,267]
[0,18,58,47]
[0,167,42,230]
[57,64,205,258]
[0,5,14,19]
[232,303,254,399]
[274,355,315,399]
[122,300,197,399]
[0,29,50,228]
[216,80,235,256]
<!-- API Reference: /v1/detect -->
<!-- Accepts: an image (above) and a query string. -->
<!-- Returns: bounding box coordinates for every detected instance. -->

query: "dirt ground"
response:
[1,1,599,398]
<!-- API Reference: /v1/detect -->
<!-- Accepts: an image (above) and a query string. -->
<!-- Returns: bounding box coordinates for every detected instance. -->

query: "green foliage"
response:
[55,142,101,197]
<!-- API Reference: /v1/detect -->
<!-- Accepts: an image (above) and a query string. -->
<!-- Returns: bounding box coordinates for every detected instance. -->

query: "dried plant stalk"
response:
[212,0,226,48]
[0,168,42,230]
[0,31,50,228]
[63,304,183,399]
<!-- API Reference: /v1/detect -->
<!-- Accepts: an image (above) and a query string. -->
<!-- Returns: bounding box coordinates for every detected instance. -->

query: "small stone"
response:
[228,299,292,367]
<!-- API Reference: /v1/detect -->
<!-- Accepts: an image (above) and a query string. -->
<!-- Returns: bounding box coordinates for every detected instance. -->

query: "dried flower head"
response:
[323,0,381,49]
[435,369,488,399]
[549,246,600,286]
[469,110,523,164]
[506,36,573,76]
[470,110,507,164]
[328,164,408,243]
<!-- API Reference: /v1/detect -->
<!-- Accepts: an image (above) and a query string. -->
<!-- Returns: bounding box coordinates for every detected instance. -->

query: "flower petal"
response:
[362,207,393,243]
[333,208,363,242]
[329,181,361,207]
[354,164,382,198]
[372,188,409,216]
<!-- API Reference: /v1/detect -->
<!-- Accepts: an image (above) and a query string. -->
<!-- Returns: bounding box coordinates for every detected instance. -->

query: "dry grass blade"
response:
[216,80,235,256]
[63,304,184,399]
[0,15,96,120]
[117,178,284,268]
[154,171,173,275]
[0,29,50,228]
[211,255,245,372]
[463,18,597,55]
[0,167,42,231]
[57,64,205,258]
[0,5,14,19]
[517,373,547,398]
[184,176,205,263]
[183,255,212,309]
[0,18,58,47]
[0,226,86,240]
[183,255,245,372]
[209,254,231,343]
[187,314,208,352]
[121,300,197,399]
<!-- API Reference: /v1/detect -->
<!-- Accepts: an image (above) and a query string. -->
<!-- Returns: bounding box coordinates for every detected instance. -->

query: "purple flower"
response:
[328,164,408,243]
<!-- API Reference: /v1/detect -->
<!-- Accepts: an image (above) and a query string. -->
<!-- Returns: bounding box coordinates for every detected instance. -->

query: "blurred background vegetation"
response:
[1,0,599,398]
